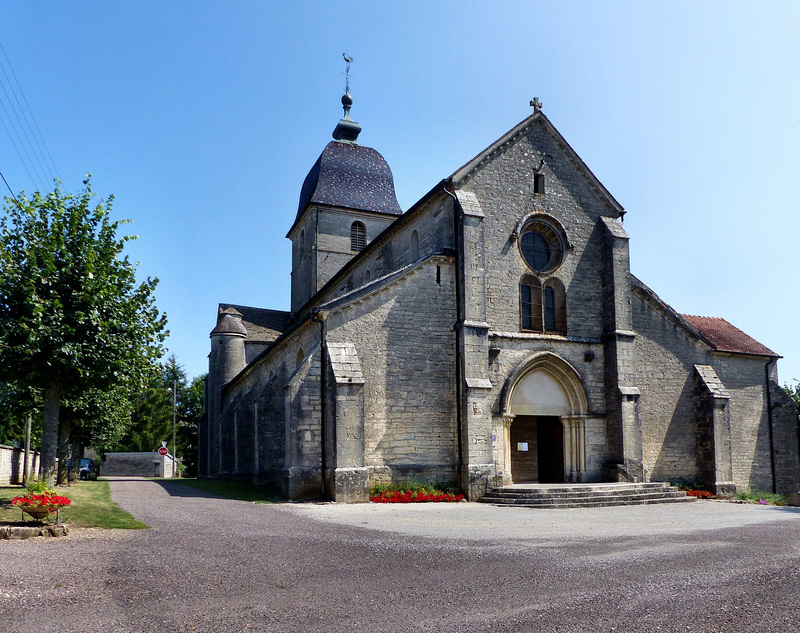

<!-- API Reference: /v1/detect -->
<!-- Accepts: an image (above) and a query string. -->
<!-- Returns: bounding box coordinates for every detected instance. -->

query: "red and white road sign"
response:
[158,446,168,456]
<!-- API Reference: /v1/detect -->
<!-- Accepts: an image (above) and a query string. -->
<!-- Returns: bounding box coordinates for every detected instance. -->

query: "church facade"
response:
[199,94,799,502]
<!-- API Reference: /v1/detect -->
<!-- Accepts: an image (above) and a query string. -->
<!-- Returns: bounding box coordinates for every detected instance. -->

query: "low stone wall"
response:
[102,452,176,478]
[0,444,40,486]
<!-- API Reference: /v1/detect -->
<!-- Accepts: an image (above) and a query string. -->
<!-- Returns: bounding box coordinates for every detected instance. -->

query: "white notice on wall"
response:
[517,442,528,452]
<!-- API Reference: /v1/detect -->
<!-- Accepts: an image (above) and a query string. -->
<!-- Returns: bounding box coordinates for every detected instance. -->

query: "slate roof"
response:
[218,303,292,343]
[294,141,402,227]
[210,307,248,336]
[681,315,777,357]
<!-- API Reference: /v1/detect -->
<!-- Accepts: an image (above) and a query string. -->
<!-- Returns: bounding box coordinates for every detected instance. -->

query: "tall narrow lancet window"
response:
[351,221,366,252]
[543,278,567,334]
[296,349,305,369]
[520,275,543,332]
[544,286,556,332]
[410,230,419,261]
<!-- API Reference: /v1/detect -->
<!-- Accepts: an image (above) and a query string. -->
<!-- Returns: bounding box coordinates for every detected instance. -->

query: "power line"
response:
[0,168,19,203]
[0,63,53,186]
[0,80,49,191]
[0,38,59,192]
[0,39,60,182]
[0,113,41,192]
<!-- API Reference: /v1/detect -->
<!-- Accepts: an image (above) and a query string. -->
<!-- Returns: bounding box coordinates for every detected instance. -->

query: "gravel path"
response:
[2,478,800,632]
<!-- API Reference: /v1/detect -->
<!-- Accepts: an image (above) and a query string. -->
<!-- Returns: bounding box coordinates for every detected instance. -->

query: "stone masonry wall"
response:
[460,118,618,340]
[630,288,793,493]
[0,445,40,486]
[712,353,775,492]
[631,289,710,481]
[289,210,318,311]
[315,196,455,308]
[315,208,396,293]
[325,256,458,486]
[218,317,321,485]
[451,118,624,485]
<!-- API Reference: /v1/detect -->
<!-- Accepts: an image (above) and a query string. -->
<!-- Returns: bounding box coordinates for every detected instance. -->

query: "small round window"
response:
[519,221,564,273]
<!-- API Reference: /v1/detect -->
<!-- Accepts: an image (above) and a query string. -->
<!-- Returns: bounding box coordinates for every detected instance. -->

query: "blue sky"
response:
[2,2,799,384]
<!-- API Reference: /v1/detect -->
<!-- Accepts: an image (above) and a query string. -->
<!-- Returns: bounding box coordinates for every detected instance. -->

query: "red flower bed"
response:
[370,490,465,503]
[684,489,714,499]
[11,491,72,510]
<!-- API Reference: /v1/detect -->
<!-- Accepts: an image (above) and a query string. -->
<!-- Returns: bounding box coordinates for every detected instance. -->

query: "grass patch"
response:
[735,489,787,506]
[156,478,279,503]
[0,480,147,529]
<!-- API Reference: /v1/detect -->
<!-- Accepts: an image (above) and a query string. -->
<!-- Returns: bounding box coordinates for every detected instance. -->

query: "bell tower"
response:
[287,62,403,313]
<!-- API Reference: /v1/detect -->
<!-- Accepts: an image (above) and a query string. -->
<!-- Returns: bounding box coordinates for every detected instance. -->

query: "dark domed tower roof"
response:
[295,141,403,222]
[290,91,402,232]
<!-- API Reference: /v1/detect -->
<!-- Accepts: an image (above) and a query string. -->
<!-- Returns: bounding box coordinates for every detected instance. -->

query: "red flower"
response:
[10,491,72,510]
[370,489,465,503]
[684,489,714,499]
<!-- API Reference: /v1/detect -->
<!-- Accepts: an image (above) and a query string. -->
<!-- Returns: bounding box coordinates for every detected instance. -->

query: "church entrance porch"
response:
[500,352,591,485]
[509,415,564,483]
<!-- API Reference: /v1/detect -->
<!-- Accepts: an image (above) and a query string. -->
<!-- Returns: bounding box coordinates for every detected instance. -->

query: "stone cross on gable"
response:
[530,97,542,113]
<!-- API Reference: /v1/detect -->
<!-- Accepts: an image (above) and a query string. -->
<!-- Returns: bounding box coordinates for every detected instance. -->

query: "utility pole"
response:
[172,378,178,478]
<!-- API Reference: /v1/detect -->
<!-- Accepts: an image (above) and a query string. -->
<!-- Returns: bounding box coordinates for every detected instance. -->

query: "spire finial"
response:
[343,52,353,94]
[333,53,361,143]
[530,97,542,113]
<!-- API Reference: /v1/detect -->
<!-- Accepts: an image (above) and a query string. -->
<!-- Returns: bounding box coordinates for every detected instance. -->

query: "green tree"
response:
[178,373,206,476]
[0,382,41,447]
[117,356,205,476]
[0,180,167,484]
[121,364,176,453]
[785,382,800,448]
[785,382,800,409]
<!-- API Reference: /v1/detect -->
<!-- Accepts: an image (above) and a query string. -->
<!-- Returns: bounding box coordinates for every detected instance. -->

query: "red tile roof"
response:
[681,315,777,357]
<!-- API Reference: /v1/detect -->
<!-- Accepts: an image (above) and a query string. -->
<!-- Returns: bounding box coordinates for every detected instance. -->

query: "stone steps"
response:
[480,482,696,508]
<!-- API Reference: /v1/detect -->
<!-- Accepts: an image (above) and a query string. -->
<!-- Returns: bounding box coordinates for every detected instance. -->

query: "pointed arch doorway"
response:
[501,353,589,484]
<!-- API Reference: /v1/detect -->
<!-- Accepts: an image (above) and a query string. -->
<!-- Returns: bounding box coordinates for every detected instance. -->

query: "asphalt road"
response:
[2,478,800,632]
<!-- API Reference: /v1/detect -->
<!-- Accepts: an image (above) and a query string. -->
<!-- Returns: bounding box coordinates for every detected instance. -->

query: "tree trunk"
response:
[41,384,61,486]
[23,413,32,484]
[68,439,82,483]
[57,411,71,486]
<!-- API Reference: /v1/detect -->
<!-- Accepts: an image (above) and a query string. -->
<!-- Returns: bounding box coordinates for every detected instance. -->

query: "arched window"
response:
[520,275,542,332]
[365,269,371,281]
[543,278,567,334]
[350,221,366,252]
[521,275,566,335]
[296,348,305,369]
[410,230,419,261]
[544,286,555,331]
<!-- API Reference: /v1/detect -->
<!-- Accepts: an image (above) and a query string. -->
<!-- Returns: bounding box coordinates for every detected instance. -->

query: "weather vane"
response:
[342,52,353,94]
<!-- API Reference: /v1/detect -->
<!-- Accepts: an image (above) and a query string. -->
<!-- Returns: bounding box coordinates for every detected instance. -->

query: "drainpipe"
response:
[765,358,777,494]
[311,308,328,499]
[443,184,464,490]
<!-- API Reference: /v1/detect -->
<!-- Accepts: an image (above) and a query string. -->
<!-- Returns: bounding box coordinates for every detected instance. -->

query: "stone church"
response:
[199,92,799,502]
